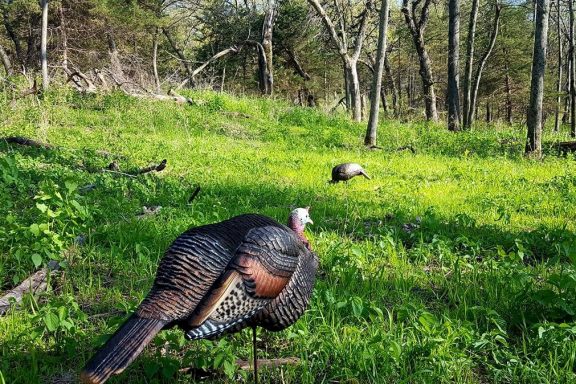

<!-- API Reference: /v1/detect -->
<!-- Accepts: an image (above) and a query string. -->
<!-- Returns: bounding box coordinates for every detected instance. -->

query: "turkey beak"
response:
[307,218,314,225]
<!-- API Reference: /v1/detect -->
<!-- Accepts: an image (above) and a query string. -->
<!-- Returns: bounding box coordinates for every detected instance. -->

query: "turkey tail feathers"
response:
[80,315,166,384]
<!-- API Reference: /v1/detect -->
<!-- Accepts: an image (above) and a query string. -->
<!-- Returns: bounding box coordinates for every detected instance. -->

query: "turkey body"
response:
[331,163,371,182]
[81,213,318,384]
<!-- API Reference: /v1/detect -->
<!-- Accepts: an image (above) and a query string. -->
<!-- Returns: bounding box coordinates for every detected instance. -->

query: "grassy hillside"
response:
[1,89,575,383]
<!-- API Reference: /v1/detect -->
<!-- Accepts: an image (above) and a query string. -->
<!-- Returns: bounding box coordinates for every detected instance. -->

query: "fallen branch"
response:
[130,91,193,105]
[188,185,201,204]
[17,78,39,99]
[66,70,97,93]
[235,357,300,371]
[558,141,576,154]
[101,169,137,178]
[2,136,54,149]
[330,97,346,113]
[221,111,252,119]
[176,45,240,90]
[396,145,416,154]
[138,159,167,174]
[0,261,60,316]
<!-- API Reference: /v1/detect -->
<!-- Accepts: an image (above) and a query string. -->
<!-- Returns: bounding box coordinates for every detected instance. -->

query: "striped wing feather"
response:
[183,225,304,339]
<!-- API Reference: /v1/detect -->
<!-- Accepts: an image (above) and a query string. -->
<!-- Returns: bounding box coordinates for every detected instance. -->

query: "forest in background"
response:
[0,0,568,134]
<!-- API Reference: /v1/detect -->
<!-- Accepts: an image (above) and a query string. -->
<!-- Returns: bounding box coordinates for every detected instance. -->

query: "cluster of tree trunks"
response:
[308,0,373,122]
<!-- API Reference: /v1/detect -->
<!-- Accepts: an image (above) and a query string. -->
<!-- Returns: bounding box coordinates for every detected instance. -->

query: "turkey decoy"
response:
[81,208,318,384]
[330,163,371,183]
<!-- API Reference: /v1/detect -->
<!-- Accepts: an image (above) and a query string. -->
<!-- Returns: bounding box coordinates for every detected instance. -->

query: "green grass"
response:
[1,88,576,383]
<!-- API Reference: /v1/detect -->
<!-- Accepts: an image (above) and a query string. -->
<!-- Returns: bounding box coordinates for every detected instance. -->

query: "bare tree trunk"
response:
[555,0,563,132]
[448,0,461,131]
[0,44,12,75]
[463,0,479,128]
[344,61,351,109]
[486,102,492,122]
[505,57,513,124]
[401,0,438,121]
[40,0,49,91]
[469,1,501,127]
[384,54,399,116]
[569,0,576,136]
[365,0,390,146]
[307,0,372,122]
[346,58,362,121]
[261,0,276,95]
[162,28,193,85]
[526,0,550,156]
[59,3,68,73]
[284,48,311,80]
[152,27,160,92]
[563,56,571,125]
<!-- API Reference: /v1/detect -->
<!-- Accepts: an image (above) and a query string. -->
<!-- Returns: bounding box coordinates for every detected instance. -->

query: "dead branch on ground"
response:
[0,261,60,316]
[2,136,53,149]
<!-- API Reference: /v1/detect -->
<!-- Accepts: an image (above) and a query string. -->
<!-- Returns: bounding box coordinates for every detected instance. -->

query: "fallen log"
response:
[0,260,60,316]
[138,159,167,174]
[235,357,300,371]
[2,136,54,149]
[221,111,252,119]
[558,141,576,154]
[66,70,97,93]
[396,145,416,154]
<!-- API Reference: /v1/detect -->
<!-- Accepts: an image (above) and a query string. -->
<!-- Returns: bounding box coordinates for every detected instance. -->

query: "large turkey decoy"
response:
[331,163,371,183]
[81,208,317,384]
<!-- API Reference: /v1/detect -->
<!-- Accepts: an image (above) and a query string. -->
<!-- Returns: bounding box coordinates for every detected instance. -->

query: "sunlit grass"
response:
[0,88,575,383]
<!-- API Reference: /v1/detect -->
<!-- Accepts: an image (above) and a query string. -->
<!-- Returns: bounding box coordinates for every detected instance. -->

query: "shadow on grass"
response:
[2,141,576,383]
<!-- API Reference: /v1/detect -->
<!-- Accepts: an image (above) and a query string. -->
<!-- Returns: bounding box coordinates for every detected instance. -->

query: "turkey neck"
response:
[288,218,310,250]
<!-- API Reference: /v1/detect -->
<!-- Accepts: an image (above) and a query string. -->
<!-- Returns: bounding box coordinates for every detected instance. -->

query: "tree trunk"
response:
[569,0,576,136]
[463,0,479,128]
[344,61,351,110]
[307,0,372,121]
[261,0,276,95]
[418,46,438,121]
[284,48,310,80]
[402,0,438,121]
[525,0,550,156]
[59,3,68,73]
[152,27,160,92]
[162,28,193,86]
[0,44,12,75]
[563,56,571,124]
[505,57,513,124]
[554,0,563,132]
[384,54,399,116]
[346,58,362,122]
[40,0,49,91]
[365,0,390,146]
[486,102,492,122]
[469,1,501,127]
[448,0,461,131]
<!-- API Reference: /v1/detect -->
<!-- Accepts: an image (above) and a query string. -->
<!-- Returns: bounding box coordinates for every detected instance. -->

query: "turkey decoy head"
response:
[288,207,313,250]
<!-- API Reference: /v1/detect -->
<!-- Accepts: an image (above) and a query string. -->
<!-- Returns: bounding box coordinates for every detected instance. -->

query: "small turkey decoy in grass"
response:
[330,163,371,183]
[81,208,318,384]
